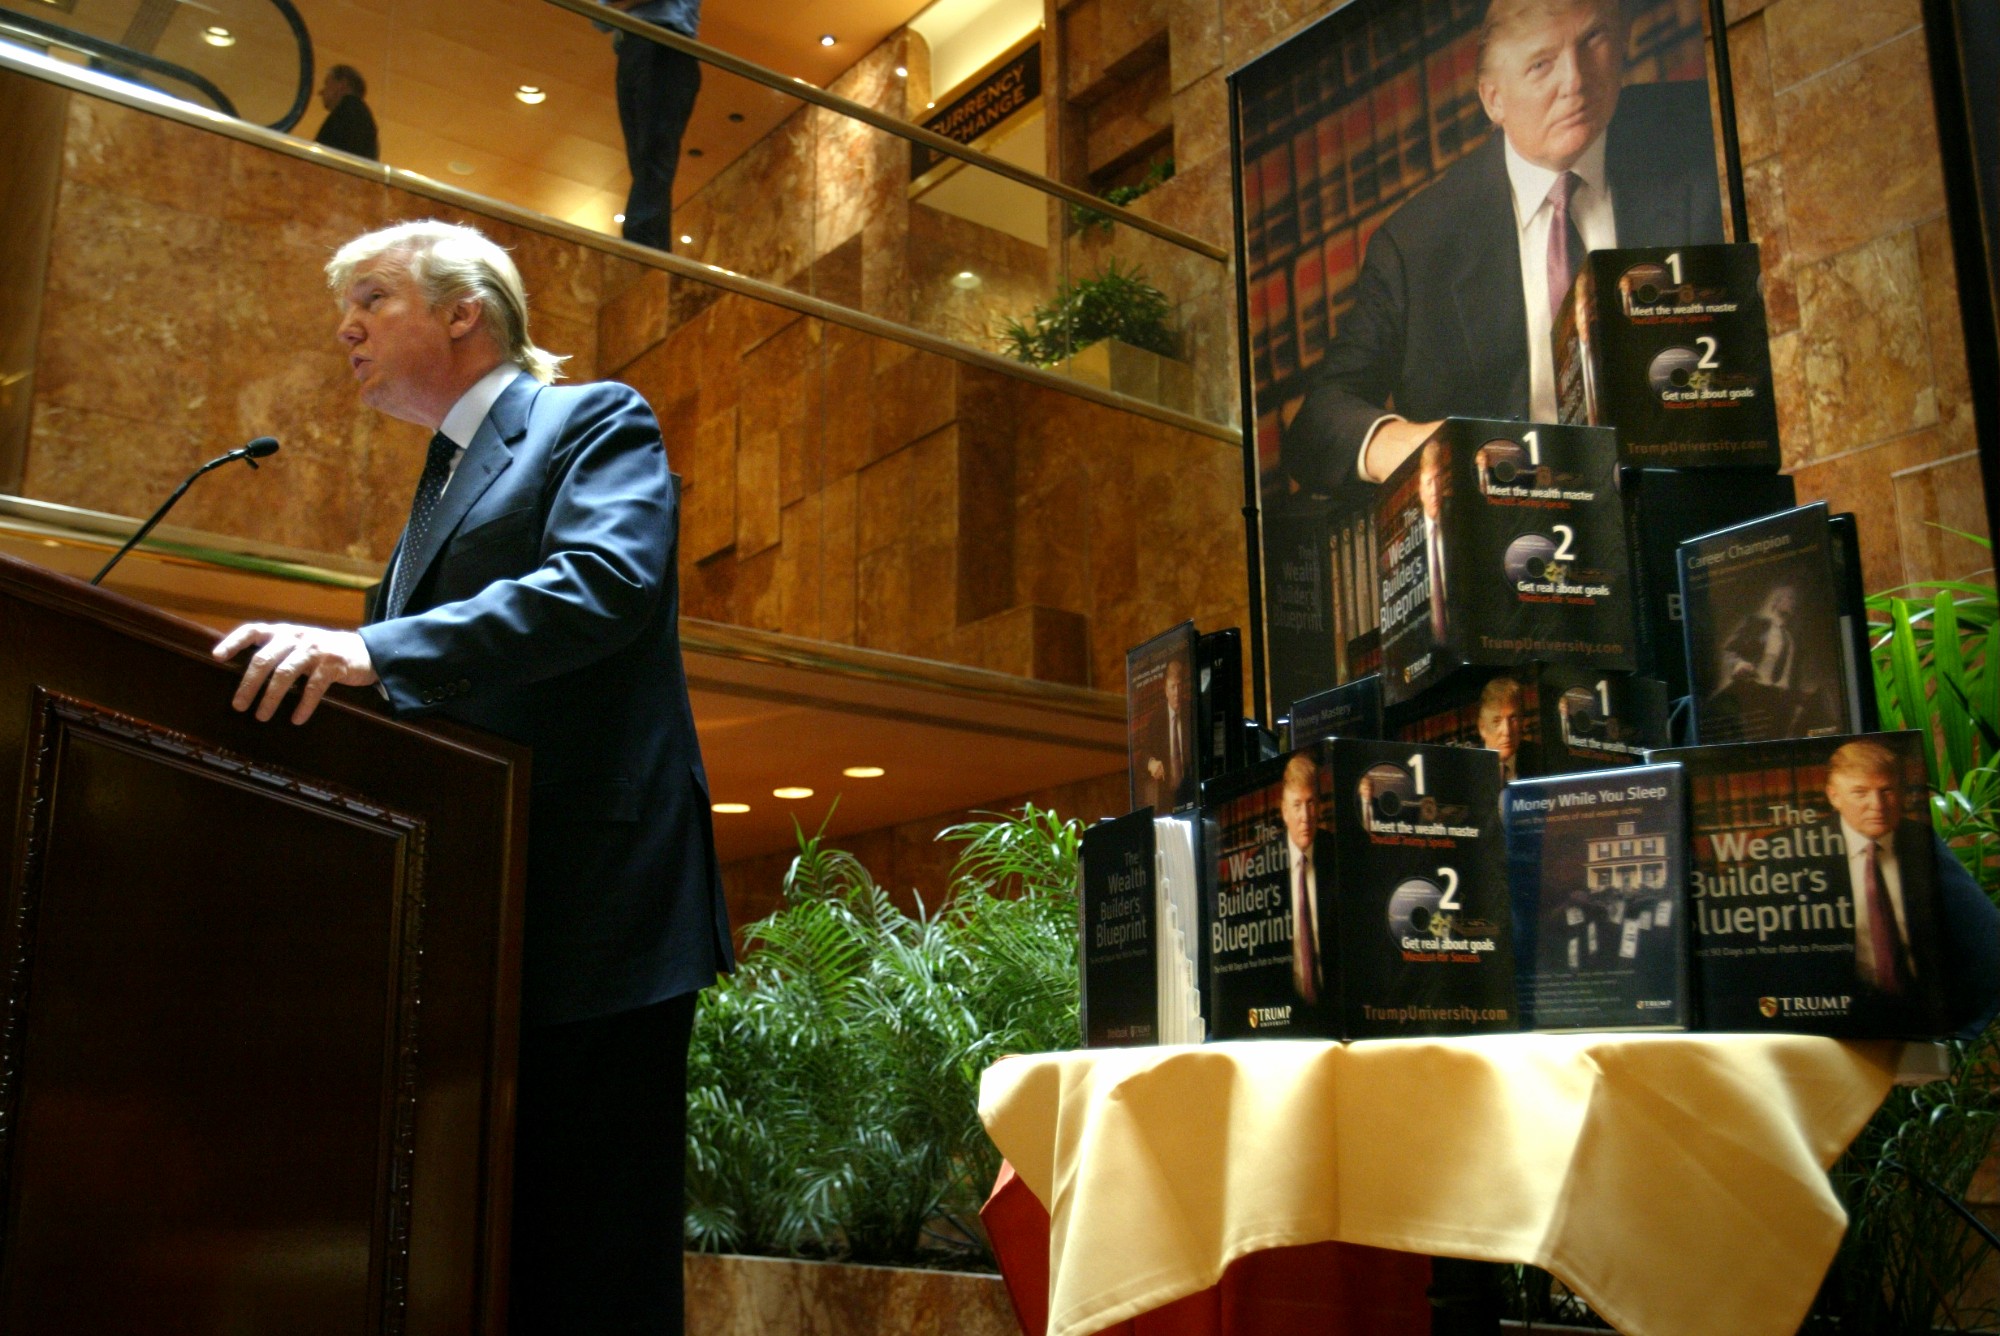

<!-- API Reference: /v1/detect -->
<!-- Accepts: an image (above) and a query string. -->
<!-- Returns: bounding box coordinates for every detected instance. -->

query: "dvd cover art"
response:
[1080,811,1161,1047]
[1554,246,1780,470]
[1375,420,1633,706]
[1389,665,1667,780]
[1204,739,1515,1040]
[1679,503,1870,744]
[1128,623,1201,813]
[1505,765,1690,1030]
[1618,466,1798,699]
[1651,733,1950,1037]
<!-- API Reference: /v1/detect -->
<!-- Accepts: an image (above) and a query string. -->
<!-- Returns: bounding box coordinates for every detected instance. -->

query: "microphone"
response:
[91,437,282,586]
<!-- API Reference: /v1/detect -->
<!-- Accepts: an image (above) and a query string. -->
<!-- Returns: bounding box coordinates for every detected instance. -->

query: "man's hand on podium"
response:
[213,623,378,725]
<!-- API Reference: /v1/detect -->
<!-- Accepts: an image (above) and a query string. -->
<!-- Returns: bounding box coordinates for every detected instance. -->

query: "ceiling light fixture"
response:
[515,85,546,104]
[201,25,234,46]
[842,766,886,779]
[894,66,907,78]
[447,160,475,175]
[773,786,814,800]
[711,801,751,814]
[687,147,704,157]
[678,233,693,244]
[727,111,744,123]
[614,212,625,223]
[951,271,981,290]
[926,100,936,109]
[818,33,836,46]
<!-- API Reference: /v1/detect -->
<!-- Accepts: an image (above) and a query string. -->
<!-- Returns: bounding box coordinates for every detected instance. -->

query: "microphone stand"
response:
[91,438,280,586]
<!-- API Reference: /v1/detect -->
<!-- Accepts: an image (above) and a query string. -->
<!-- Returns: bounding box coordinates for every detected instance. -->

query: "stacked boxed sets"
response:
[1127,622,1249,813]
[1201,739,1516,1040]
[1553,244,1781,470]
[1372,418,1636,707]
[1388,665,1667,781]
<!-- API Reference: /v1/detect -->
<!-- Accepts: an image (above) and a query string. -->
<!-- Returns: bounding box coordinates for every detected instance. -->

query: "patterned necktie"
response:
[1293,856,1319,1005]
[386,431,459,619]
[1547,171,1584,321]
[1863,842,1904,996]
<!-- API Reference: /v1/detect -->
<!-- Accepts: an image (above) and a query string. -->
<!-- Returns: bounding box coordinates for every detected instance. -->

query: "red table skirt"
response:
[982,1162,1435,1336]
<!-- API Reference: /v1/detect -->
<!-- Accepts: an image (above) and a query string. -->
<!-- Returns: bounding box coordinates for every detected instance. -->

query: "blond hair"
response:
[326,220,567,384]
[1826,740,1900,784]
[1477,0,1627,79]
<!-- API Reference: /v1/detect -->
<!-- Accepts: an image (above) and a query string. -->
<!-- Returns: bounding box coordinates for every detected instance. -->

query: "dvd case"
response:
[1198,628,1248,783]
[1505,764,1690,1030]
[1290,674,1385,745]
[1618,466,1798,699]
[1374,418,1634,706]
[1388,664,1668,780]
[1202,739,1515,1040]
[1127,623,1201,813]
[1554,245,1781,470]
[1650,732,1951,1038]
[1678,503,1876,745]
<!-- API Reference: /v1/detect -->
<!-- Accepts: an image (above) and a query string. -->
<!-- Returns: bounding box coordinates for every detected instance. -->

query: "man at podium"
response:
[212,220,733,1335]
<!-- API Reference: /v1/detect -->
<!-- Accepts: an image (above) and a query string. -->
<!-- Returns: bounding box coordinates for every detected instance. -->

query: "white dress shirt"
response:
[1288,838,1322,962]
[1355,133,1617,481]
[1841,818,1914,983]
[381,362,525,615]
[1504,132,1617,424]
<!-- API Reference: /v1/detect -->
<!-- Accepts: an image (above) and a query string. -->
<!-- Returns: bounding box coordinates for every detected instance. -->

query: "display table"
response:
[980,1034,1903,1336]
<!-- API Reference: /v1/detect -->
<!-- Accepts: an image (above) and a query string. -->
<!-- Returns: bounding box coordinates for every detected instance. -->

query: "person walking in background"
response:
[601,0,702,251]
[313,64,378,160]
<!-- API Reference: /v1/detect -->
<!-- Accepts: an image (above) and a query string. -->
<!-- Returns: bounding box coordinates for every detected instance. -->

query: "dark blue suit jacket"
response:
[358,372,734,1026]
[1283,80,1725,499]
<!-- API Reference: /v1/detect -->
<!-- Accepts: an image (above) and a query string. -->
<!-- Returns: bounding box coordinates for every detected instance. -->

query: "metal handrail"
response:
[540,0,1230,264]
[0,0,314,131]
[0,41,1240,448]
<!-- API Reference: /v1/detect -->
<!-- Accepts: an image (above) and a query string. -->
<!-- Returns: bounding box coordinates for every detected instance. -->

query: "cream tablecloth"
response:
[980,1035,1901,1336]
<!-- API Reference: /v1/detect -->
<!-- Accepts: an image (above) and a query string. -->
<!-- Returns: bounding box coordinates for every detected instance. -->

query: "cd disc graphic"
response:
[1560,686,1600,740]
[1619,263,1676,311]
[1504,532,1557,585]
[1388,876,1445,943]
[1478,439,1530,490]
[1361,762,1413,822]
[1649,345,1701,394]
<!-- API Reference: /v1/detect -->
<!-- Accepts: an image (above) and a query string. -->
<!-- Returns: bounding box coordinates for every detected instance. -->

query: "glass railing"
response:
[0,0,311,129]
[0,0,1237,432]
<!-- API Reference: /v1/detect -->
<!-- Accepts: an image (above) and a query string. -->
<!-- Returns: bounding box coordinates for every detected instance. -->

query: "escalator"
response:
[0,0,312,130]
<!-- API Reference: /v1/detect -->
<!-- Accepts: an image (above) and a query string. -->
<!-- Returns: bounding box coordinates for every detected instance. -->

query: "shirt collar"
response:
[438,363,524,450]
[1840,819,1889,858]
[1503,130,1611,234]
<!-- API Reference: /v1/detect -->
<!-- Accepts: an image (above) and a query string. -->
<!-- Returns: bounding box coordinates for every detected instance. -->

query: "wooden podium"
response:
[0,553,529,1334]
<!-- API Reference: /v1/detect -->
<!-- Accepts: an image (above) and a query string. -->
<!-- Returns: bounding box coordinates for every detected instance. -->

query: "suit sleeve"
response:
[1280,226,1412,496]
[358,384,673,709]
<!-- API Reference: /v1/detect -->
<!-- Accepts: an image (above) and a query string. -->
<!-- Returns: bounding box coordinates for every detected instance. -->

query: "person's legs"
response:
[510,991,698,1335]
[615,37,701,251]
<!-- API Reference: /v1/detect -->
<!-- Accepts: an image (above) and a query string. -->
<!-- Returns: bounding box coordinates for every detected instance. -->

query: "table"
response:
[980,1034,1902,1336]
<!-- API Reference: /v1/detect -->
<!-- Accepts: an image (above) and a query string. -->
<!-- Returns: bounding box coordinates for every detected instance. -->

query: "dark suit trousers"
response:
[511,991,697,1334]
[615,37,701,251]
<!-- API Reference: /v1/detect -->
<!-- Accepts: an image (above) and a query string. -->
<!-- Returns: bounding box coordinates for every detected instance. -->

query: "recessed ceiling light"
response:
[447,160,475,175]
[712,801,751,814]
[614,212,625,223]
[819,33,836,46]
[678,233,692,244]
[951,271,981,290]
[727,111,744,123]
[926,100,936,109]
[201,25,234,46]
[894,66,907,78]
[515,85,546,104]
[773,786,814,800]
[687,147,704,157]
[842,766,886,779]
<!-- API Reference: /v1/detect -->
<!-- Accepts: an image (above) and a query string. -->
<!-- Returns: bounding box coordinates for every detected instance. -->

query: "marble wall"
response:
[1059,0,1994,590]
[7,69,1251,701]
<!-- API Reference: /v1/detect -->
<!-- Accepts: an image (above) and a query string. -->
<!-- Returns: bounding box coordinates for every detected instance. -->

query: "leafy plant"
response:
[1070,158,1177,235]
[1868,530,1999,893]
[684,806,1082,1268]
[999,259,1176,366]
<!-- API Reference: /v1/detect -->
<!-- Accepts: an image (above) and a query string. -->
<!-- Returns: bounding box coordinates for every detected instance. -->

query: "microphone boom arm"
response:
[90,438,280,586]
